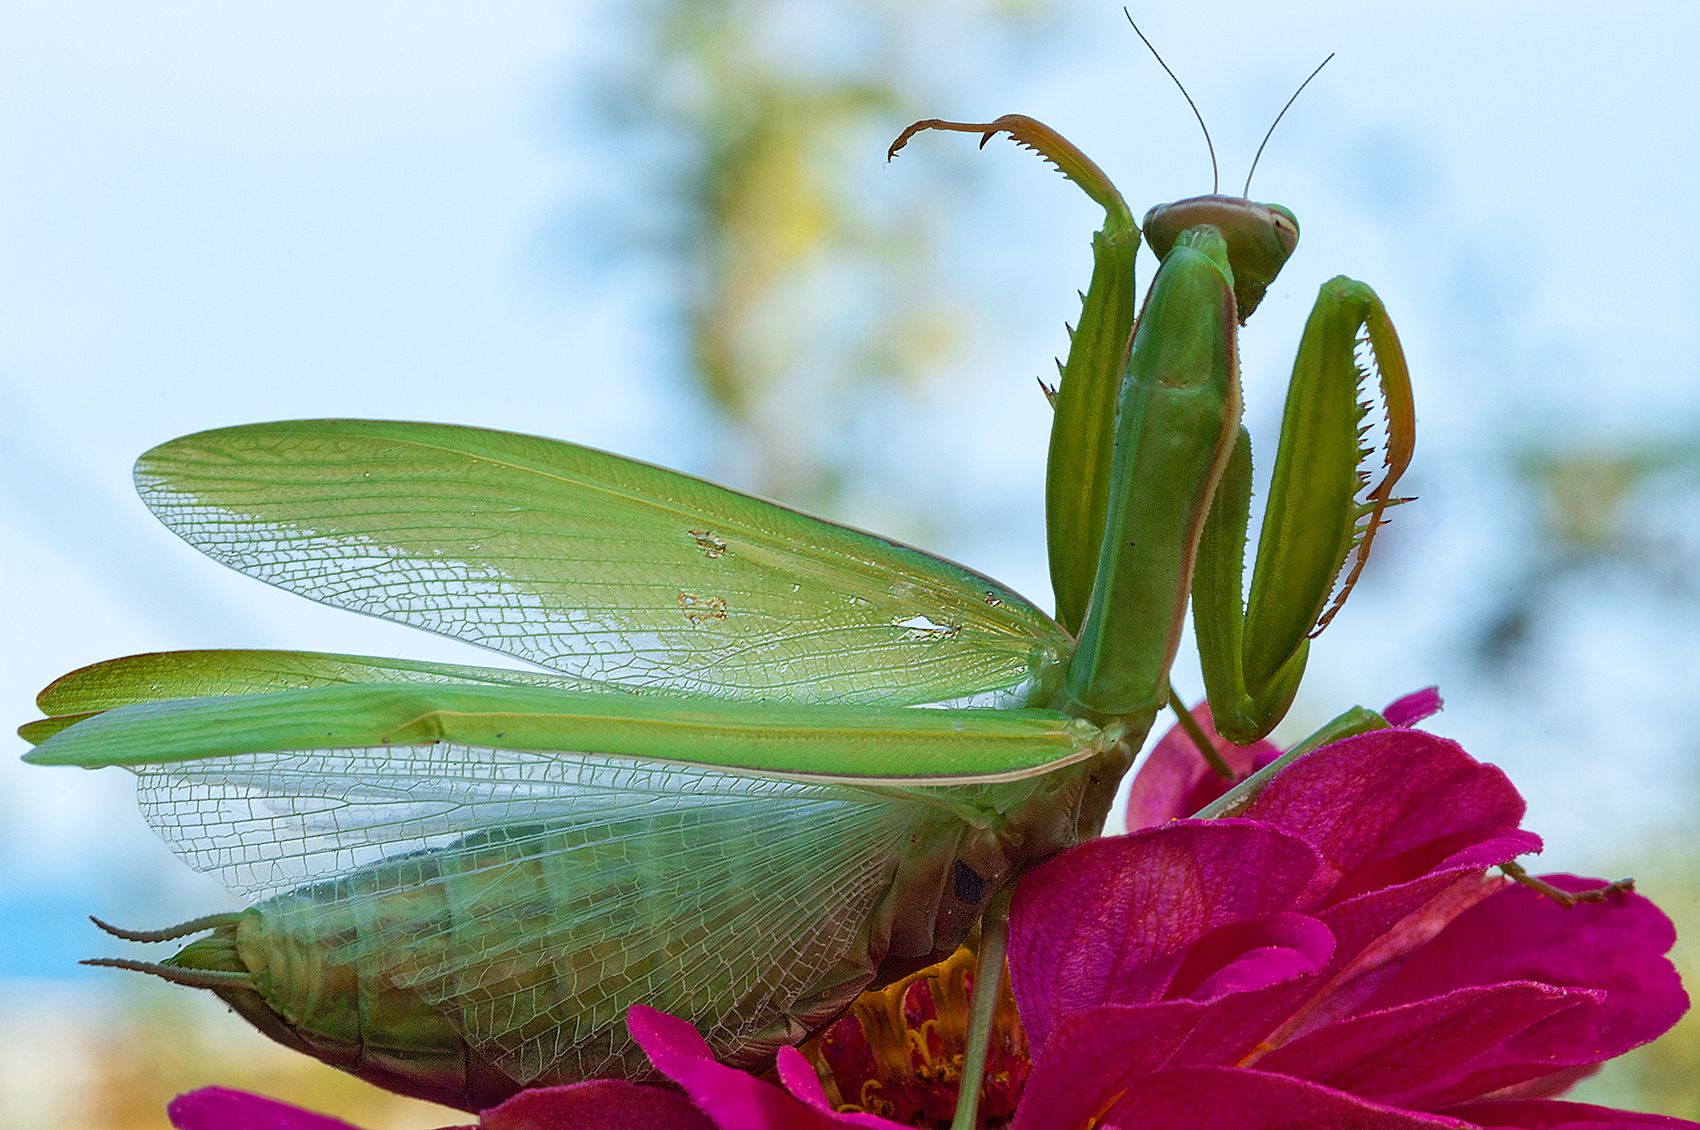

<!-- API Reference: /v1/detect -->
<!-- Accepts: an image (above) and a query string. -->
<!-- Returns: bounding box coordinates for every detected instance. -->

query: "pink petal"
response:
[1265,873,1507,1037]
[1241,729,1538,903]
[168,1088,364,1130]
[1351,877,1687,1103]
[1008,821,1326,1050]
[1092,1066,1474,1130]
[1281,869,1532,1038]
[1442,1099,1700,1128]
[1487,1065,1601,1102]
[1382,687,1444,728]
[1125,702,1279,829]
[1012,999,1409,1126]
[774,1048,838,1111]
[627,1007,908,1130]
[1254,982,1590,1107]
[1123,688,1442,834]
[1315,870,1509,973]
[773,1047,911,1128]
[1176,910,1335,1000]
[477,1080,713,1130]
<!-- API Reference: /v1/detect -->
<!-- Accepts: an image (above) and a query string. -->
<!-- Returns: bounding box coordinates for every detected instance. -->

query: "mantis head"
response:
[1142,195,1298,322]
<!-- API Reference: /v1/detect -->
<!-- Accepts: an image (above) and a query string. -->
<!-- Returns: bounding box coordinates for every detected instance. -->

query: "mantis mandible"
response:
[19,74,1413,1122]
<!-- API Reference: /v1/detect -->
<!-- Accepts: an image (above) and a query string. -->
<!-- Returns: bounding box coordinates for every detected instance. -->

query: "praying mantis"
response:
[18,90,1412,1124]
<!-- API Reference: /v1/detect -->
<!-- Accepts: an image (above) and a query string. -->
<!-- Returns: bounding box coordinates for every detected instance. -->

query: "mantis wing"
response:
[28,688,1091,1083]
[20,648,605,744]
[135,420,1071,707]
[23,681,1101,784]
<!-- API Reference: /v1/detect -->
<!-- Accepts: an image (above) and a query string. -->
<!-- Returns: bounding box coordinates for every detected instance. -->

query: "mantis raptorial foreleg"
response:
[890,117,1140,638]
[1191,277,1415,743]
[892,117,1415,746]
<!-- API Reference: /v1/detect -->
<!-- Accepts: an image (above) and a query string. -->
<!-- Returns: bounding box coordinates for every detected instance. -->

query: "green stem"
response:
[951,884,1014,1130]
[1191,705,1386,820]
[1167,680,1234,780]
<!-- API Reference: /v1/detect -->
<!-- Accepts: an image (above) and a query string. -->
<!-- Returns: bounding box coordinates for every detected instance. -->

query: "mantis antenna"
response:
[1243,52,1335,196]
[1123,9,1218,194]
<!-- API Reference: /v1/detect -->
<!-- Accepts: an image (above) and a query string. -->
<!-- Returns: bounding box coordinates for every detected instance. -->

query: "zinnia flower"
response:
[167,693,1694,1129]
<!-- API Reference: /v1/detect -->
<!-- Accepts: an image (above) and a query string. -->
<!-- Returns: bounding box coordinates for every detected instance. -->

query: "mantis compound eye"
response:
[1266,202,1300,253]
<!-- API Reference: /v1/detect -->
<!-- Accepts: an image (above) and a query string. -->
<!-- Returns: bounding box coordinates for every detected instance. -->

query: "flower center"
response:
[799,947,1030,1128]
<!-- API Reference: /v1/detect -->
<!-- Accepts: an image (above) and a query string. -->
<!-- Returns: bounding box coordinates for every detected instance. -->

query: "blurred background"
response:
[2,1,1696,1124]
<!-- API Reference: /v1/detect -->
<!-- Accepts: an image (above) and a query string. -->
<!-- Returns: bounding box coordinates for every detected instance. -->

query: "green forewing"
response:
[24,682,1103,783]
[21,648,607,744]
[134,421,1071,707]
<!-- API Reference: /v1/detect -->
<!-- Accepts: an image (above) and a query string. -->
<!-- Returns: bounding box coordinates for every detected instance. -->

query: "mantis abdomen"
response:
[130,745,1122,1111]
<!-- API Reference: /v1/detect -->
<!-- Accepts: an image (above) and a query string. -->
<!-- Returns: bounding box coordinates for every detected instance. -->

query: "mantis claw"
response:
[888,114,1131,227]
[1194,276,1416,743]
[888,112,1140,634]
[1313,289,1416,634]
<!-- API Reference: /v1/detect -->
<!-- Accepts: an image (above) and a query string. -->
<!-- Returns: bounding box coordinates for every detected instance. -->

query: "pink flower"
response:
[1007,695,1691,1128]
[167,692,1694,1129]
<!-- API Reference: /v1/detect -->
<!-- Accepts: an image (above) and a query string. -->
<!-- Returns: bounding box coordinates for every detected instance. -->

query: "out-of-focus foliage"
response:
[1477,434,1700,669]
[1481,432,1700,1118]
[586,0,1054,504]
[0,988,447,1130]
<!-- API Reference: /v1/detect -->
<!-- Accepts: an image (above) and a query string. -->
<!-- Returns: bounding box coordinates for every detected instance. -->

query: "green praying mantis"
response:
[17,87,1413,1120]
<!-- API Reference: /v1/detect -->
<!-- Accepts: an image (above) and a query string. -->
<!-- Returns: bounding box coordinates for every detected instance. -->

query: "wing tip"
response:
[20,739,70,765]
[19,713,95,748]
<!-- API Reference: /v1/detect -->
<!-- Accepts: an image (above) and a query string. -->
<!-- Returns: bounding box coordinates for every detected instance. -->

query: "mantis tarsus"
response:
[19,95,1413,1121]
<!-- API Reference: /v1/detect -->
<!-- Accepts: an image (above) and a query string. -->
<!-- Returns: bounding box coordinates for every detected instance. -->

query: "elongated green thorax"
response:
[1059,225,1241,728]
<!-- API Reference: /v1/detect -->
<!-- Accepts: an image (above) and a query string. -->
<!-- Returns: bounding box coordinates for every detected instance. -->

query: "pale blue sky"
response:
[3,1,1698,985]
